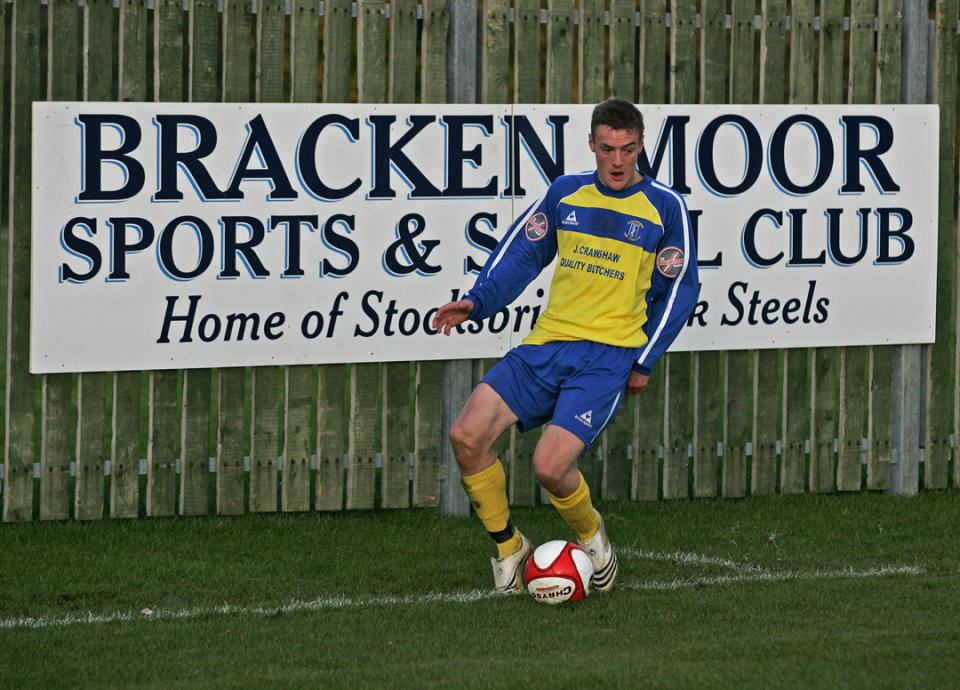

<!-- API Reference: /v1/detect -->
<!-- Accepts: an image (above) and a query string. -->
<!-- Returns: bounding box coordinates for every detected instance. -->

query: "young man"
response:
[432,98,699,593]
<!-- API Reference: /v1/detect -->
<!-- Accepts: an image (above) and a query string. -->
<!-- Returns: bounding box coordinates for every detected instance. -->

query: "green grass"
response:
[1,491,959,688]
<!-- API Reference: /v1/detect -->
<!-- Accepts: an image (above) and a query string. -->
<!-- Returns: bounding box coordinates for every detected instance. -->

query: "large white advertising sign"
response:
[31,103,938,373]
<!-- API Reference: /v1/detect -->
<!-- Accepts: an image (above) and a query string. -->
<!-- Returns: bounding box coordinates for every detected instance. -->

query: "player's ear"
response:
[588,132,595,152]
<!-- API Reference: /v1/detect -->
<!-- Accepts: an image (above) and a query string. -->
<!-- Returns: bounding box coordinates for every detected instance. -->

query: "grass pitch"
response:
[1,490,959,688]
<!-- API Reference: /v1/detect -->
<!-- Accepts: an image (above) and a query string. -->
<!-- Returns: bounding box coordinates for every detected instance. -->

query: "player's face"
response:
[589,125,643,191]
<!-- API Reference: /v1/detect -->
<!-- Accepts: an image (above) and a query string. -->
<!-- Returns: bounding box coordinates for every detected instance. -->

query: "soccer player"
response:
[432,98,700,593]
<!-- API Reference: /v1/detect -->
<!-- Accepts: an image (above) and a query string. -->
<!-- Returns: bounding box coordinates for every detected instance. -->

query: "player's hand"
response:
[432,299,474,335]
[626,370,649,395]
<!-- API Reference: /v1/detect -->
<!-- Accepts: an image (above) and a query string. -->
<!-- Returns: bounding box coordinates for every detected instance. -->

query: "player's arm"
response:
[433,193,558,335]
[632,185,700,378]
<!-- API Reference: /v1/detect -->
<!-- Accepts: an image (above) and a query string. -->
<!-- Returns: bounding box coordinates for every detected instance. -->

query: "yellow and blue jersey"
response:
[465,170,699,375]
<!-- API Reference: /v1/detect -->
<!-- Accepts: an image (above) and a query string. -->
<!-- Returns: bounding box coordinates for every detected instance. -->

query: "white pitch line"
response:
[623,565,925,592]
[619,547,763,573]
[0,564,925,631]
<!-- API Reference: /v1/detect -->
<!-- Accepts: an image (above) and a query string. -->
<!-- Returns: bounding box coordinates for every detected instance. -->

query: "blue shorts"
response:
[482,341,638,449]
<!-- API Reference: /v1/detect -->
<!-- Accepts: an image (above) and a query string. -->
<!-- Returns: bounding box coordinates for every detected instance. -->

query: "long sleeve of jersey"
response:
[463,195,559,321]
[633,179,700,375]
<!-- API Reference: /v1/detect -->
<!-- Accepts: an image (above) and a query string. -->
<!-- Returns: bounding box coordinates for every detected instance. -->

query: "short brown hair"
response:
[591,98,644,139]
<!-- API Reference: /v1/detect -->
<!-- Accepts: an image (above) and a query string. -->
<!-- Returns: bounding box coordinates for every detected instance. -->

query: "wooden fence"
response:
[1,0,957,522]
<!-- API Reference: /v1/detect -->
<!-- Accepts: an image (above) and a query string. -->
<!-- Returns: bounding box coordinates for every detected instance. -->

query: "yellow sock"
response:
[461,460,523,559]
[546,472,600,542]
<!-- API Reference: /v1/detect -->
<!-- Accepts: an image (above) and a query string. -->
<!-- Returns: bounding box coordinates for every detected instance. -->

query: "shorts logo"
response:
[625,219,645,241]
[656,246,685,278]
[575,410,593,427]
[564,210,579,226]
[525,212,549,241]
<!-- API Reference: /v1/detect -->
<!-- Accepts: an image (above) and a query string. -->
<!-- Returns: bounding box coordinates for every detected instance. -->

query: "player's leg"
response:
[534,427,618,591]
[449,383,532,591]
[534,342,634,591]
[532,426,600,542]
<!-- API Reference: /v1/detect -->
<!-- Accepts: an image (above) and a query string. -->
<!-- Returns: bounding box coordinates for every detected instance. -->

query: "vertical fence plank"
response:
[178,0,220,517]
[412,361,441,507]
[608,0,636,100]
[639,0,667,104]
[347,0,386,511]
[40,0,82,522]
[481,0,509,103]
[810,347,838,492]
[75,0,115,521]
[323,0,353,102]
[694,351,720,497]
[383,0,416,511]
[632,368,663,500]
[112,0,148,520]
[389,0,417,101]
[282,0,321,514]
[721,0,754,499]
[660,0,695,501]
[728,0,755,103]
[317,0,352,512]
[836,0,875,494]
[316,364,345,510]
[216,368,245,514]
[669,0,695,104]
[147,0,185,518]
[808,0,844,494]
[283,366,314,511]
[218,0,254,516]
[926,0,958,489]
[0,0,6,513]
[546,0,574,104]
[146,371,178,516]
[513,0,541,102]
[781,0,814,495]
[246,0,286,513]
[40,376,73,521]
[347,363,378,510]
[179,369,211,516]
[752,0,785,497]
[75,374,106,520]
[249,366,280,512]
[578,0,605,104]
[190,0,220,101]
[381,364,410,508]
[358,0,386,104]
[664,356,692,499]
[693,0,725,499]
[867,0,901,491]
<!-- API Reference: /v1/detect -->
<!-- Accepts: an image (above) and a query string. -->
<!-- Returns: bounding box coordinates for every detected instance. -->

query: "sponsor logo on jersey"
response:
[525,212,549,241]
[656,246,685,278]
[625,219,645,241]
[563,210,579,226]
[575,410,593,427]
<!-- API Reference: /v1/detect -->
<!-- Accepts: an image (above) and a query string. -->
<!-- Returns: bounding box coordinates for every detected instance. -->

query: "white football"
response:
[524,540,594,604]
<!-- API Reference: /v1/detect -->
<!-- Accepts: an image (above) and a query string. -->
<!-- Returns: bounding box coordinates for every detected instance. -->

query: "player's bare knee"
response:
[449,419,481,459]
[532,457,563,494]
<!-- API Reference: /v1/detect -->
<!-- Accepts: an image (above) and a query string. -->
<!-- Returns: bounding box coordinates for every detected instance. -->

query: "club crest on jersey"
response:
[525,212,549,241]
[624,219,645,241]
[656,246,685,278]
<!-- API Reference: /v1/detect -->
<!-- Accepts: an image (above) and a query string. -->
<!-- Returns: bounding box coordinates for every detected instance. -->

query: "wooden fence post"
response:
[438,0,476,516]
[888,0,930,495]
